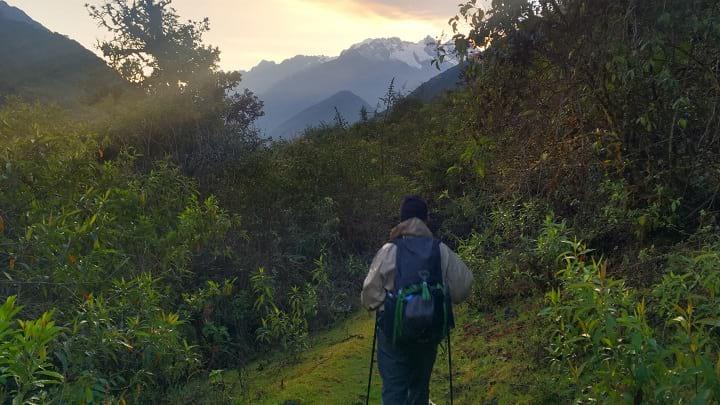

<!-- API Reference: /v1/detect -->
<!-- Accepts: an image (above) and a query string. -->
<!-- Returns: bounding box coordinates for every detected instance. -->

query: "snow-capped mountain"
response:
[239,36,456,138]
[343,36,455,69]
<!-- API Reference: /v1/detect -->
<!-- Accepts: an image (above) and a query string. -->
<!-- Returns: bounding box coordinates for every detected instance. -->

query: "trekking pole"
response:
[447,330,454,405]
[366,319,378,405]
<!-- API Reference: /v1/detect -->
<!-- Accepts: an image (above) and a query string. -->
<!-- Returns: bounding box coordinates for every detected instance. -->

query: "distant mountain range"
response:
[240,55,333,95]
[240,36,458,138]
[0,1,123,105]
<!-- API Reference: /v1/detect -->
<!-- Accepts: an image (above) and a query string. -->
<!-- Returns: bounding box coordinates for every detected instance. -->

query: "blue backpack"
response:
[381,236,454,346]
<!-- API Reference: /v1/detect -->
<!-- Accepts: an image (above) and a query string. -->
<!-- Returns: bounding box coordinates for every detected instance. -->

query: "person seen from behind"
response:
[362,196,473,404]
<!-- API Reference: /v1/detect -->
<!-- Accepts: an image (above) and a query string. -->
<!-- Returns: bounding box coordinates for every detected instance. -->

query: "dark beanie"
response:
[400,196,428,222]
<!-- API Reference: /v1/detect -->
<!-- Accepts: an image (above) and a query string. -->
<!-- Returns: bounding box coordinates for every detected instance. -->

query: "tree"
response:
[87,0,265,177]
[87,0,222,91]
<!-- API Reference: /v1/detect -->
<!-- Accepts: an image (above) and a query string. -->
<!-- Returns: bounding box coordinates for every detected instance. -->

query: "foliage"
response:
[534,215,570,268]
[0,101,236,402]
[544,238,720,402]
[0,296,63,405]
[250,267,318,359]
[457,204,566,309]
[442,0,720,243]
[59,275,201,403]
[180,278,254,369]
[87,0,264,174]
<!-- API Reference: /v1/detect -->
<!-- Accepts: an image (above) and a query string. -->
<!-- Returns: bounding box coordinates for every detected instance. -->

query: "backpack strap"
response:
[392,237,442,288]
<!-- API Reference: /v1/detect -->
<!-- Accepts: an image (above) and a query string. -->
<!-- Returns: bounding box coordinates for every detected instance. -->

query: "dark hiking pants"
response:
[377,328,438,405]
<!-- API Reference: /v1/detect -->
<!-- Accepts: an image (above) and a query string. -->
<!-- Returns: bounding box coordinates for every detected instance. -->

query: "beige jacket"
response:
[361,218,474,311]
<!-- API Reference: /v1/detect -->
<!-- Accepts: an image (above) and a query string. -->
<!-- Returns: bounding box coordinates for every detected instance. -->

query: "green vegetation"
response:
[237,303,556,405]
[241,311,382,404]
[2,0,720,403]
[545,239,720,402]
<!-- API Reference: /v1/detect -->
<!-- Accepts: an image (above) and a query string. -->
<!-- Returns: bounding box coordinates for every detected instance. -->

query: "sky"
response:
[9,0,466,71]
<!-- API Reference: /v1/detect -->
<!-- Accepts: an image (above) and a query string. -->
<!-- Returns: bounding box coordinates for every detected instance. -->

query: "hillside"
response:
[271,90,370,138]
[409,63,466,102]
[0,0,45,30]
[0,1,123,105]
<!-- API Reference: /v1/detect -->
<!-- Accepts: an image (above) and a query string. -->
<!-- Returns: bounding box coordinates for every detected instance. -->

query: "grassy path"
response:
[234,298,559,404]
[238,311,382,404]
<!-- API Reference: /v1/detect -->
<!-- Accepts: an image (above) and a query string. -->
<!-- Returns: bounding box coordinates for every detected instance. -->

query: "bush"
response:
[0,102,238,402]
[457,206,566,309]
[544,238,720,402]
[250,267,318,360]
[180,278,254,369]
[0,296,63,404]
[58,275,201,403]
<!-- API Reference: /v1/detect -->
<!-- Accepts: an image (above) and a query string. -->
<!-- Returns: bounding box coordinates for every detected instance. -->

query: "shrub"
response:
[250,267,320,360]
[544,239,720,402]
[58,275,201,403]
[0,296,63,404]
[180,278,254,369]
[457,206,565,309]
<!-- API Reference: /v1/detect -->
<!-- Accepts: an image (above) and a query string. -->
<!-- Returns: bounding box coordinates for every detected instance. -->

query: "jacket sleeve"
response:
[361,243,395,311]
[441,243,474,304]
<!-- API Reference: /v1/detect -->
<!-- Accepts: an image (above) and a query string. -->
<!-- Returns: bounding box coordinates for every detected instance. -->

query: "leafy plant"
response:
[544,238,720,402]
[56,275,200,403]
[0,296,63,404]
[251,267,320,359]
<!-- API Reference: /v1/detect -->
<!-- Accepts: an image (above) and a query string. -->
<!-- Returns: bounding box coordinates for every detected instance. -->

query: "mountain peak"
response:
[271,90,370,139]
[343,36,453,70]
[0,1,48,31]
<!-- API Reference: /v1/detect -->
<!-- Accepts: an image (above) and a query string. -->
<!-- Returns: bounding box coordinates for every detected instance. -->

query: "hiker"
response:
[362,196,473,405]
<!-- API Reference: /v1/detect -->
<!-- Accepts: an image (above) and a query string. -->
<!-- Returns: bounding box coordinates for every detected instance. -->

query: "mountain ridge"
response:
[240,55,333,95]
[0,0,47,31]
[0,2,125,105]
[270,90,370,139]
[409,63,467,102]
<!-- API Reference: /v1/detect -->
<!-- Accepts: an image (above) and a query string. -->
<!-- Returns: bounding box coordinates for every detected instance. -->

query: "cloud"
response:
[305,0,460,20]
